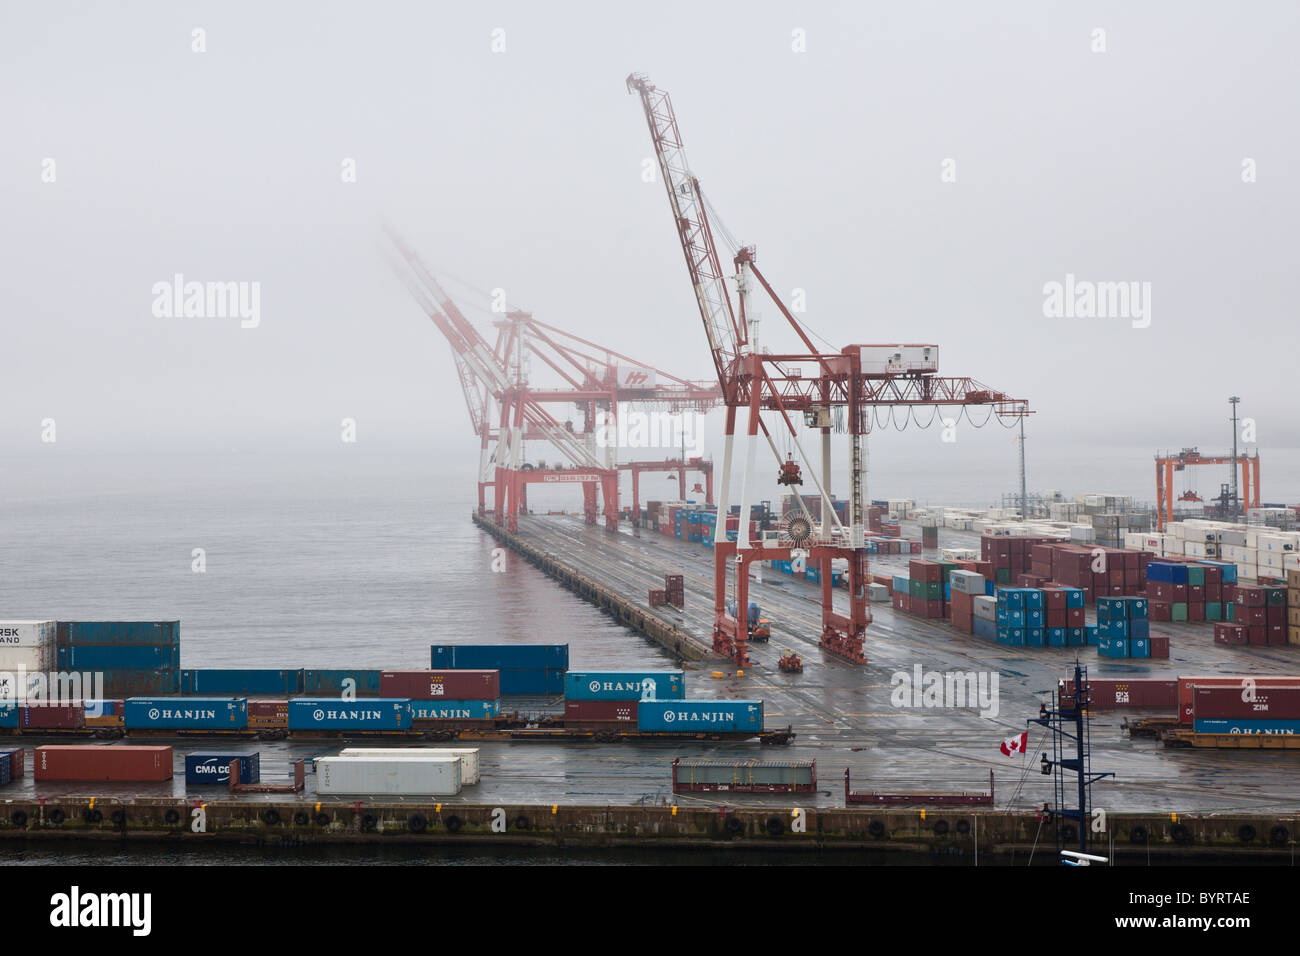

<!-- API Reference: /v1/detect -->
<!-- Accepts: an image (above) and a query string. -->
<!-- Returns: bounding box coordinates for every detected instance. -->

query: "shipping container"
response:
[66,645,179,670]
[0,748,23,784]
[1192,719,1300,735]
[287,698,413,731]
[563,671,684,701]
[1193,684,1300,720]
[0,620,56,647]
[314,756,461,796]
[636,699,763,733]
[431,644,569,671]
[247,699,289,722]
[338,747,480,785]
[672,758,815,793]
[124,697,248,730]
[181,669,302,695]
[379,669,501,700]
[34,745,173,782]
[100,671,182,697]
[563,699,638,724]
[18,703,86,730]
[1176,675,1300,724]
[184,752,260,785]
[301,669,382,696]
[408,699,500,721]
[56,621,179,646]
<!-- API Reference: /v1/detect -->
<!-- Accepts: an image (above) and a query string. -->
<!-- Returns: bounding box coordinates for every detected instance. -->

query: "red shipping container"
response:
[248,699,288,721]
[1206,583,1222,603]
[1269,624,1288,645]
[1060,679,1178,711]
[1268,604,1287,626]
[1188,585,1204,603]
[1248,625,1268,645]
[563,700,637,723]
[1150,636,1170,659]
[1151,601,1172,621]
[1238,586,1266,607]
[35,745,172,782]
[1066,607,1085,627]
[381,670,501,700]
[1188,603,1205,622]
[1194,684,1300,720]
[19,704,86,730]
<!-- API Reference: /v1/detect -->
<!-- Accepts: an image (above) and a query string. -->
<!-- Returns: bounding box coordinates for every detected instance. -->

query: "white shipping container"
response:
[868,583,890,603]
[0,621,56,648]
[973,596,997,621]
[949,570,985,595]
[337,747,480,785]
[0,646,53,676]
[315,756,462,796]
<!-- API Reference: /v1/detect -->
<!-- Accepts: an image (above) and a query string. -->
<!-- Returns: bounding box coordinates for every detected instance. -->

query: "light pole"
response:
[1229,396,1240,521]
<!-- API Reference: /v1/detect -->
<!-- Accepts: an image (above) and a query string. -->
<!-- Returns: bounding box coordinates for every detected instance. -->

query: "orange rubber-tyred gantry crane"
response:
[1155,448,1261,531]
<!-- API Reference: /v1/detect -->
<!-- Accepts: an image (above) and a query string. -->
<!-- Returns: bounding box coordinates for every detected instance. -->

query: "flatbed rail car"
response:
[0,716,795,746]
[1161,729,1300,750]
[844,768,994,806]
[1123,716,1182,738]
[672,757,816,793]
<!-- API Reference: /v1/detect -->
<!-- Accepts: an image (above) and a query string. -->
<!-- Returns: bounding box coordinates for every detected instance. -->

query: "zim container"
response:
[1193,685,1300,720]
[287,698,412,731]
[563,671,685,701]
[124,698,248,730]
[315,756,462,796]
[338,747,480,785]
[409,699,500,722]
[184,752,260,785]
[34,745,173,782]
[1176,675,1300,724]
[637,699,763,733]
[380,669,500,700]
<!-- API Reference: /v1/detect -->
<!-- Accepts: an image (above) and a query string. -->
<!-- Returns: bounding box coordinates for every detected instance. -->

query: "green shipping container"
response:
[1206,602,1222,621]
[909,579,925,599]
[924,581,943,600]
[1172,602,1188,622]
[1186,566,1205,586]
[996,568,1011,584]
[1225,603,1235,621]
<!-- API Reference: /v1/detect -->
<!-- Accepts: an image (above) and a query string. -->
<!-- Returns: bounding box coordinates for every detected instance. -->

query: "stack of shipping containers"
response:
[56,621,180,696]
[430,644,568,695]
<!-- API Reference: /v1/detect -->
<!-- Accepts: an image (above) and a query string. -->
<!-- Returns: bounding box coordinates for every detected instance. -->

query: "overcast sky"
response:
[3,2,1297,505]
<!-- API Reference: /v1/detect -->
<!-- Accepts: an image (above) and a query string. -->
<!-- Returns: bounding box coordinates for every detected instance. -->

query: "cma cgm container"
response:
[184,752,261,785]
[301,669,382,696]
[287,698,413,731]
[315,756,461,796]
[56,621,179,645]
[124,698,248,730]
[564,671,684,701]
[637,699,764,733]
[409,700,499,722]
[380,669,500,700]
[181,669,301,695]
[339,747,480,785]
[35,745,173,782]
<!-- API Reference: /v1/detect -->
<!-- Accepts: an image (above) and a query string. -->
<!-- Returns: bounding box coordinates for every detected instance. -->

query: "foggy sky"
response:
[3,2,1298,505]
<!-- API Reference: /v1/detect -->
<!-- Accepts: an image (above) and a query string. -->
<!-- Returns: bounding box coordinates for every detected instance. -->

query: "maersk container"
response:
[181,669,302,695]
[184,752,260,785]
[287,698,413,731]
[564,671,685,702]
[636,699,763,733]
[432,643,569,671]
[67,645,178,670]
[125,698,248,730]
[301,669,382,696]
[0,621,56,647]
[409,699,499,721]
[315,756,461,796]
[338,747,480,785]
[56,621,179,646]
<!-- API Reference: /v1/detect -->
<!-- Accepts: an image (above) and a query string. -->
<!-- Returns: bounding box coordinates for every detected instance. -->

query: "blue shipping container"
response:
[564,671,685,701]
[409,699,500,721]
[498,670,566,695]
[0,705,16,729]
[301,669,382,696]
[636,699,763,733]
[124,698,248,730]
[185,752,260,785]
[56,621,179,646]
[1193,719,1300,735]
[973,617,997,641]
[434,644,569,671]
[67,645,178,670]
[181,669,302,695]
[287,698,412,731]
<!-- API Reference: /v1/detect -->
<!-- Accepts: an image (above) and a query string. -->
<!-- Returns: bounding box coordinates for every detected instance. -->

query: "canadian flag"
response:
[1000,731,1029,757]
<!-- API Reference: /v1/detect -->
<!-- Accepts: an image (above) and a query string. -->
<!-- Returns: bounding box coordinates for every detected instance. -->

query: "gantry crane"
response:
[627,73,1031,665]
[383,226,721,530]
[1155,447,1261,531]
